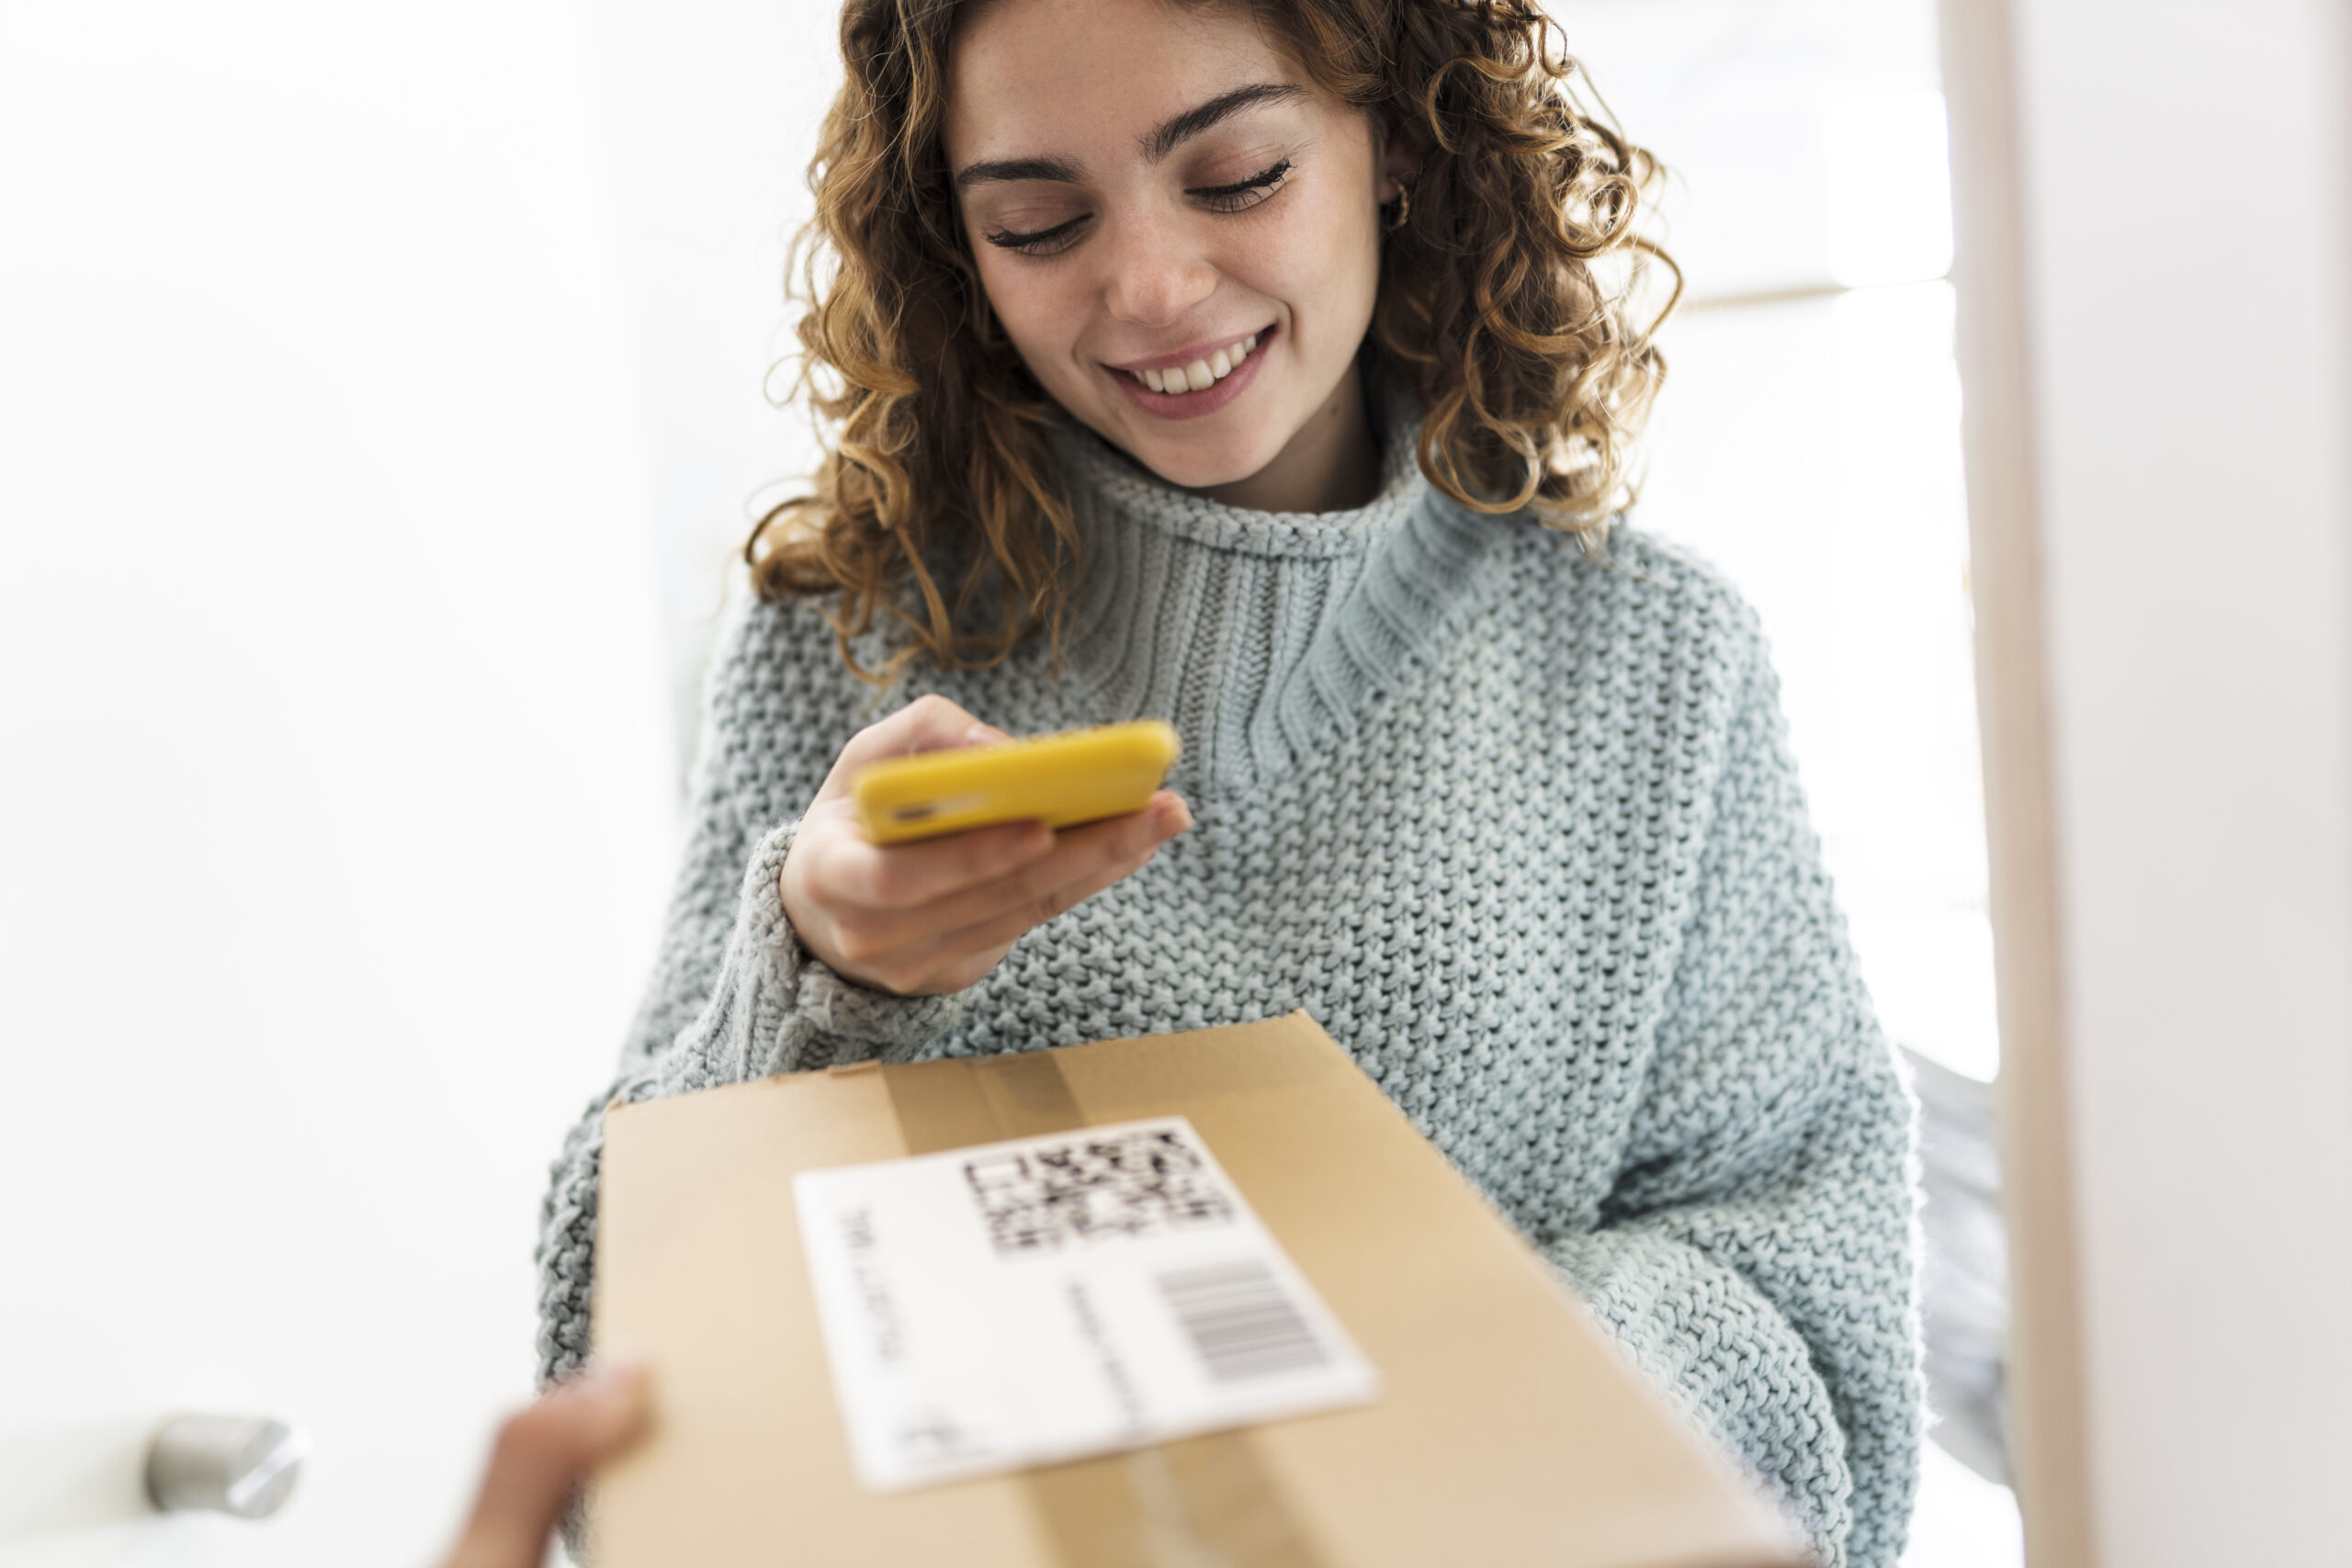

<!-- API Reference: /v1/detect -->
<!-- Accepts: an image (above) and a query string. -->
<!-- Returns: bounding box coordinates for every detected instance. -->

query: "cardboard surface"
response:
[592,1012,1807,1568]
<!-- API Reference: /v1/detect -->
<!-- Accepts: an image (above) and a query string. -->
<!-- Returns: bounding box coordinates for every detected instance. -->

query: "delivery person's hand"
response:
[434,1359,650,1568]
[782,694,1191,996]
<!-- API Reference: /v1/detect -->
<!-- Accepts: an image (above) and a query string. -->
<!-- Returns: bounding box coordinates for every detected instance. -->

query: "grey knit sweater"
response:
[536,405,1924,1567]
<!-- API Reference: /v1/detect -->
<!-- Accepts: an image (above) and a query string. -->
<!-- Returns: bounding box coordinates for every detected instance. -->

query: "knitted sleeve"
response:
[1545,635,1924,1568]
[532,620,962,1389]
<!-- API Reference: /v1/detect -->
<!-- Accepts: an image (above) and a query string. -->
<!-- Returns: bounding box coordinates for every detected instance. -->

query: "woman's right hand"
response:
[780,695,1192,997]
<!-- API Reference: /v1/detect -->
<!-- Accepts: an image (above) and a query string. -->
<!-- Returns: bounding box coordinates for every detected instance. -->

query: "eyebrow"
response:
[1141,82,1306,162]
[954,155,1085,191]
[952,81,1306,193]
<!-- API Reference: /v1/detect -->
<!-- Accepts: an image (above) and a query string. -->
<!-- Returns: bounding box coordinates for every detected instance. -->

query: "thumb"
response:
[818,694,1006,798]
[437,1360,651,1568]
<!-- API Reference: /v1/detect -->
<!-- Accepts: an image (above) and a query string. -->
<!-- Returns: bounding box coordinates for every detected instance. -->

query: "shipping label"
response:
[793,1114,1380,1492]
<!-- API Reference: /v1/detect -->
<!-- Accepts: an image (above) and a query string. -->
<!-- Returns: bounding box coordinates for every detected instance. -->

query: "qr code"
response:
[963,1126,1236,1257]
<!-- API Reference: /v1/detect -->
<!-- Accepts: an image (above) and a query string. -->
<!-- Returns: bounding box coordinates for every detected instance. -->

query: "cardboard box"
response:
[591,1011,1806,1568]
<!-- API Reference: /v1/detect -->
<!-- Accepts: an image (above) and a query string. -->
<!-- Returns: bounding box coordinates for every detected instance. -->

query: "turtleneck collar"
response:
[1048,378,1515,790]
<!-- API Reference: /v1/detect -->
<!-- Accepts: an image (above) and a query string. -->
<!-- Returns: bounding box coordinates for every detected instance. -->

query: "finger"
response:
[921,847,1160,982]
[828,792,1187,959]
[899,796,1189,979]
[437,1360,651,1568]
[806,805,1057,913]
[901,937,1022,1000]
[815,694,1001,800]
[818,795,1189,996]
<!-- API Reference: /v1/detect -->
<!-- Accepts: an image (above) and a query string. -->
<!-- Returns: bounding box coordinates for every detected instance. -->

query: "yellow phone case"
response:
[851,719,1182,844]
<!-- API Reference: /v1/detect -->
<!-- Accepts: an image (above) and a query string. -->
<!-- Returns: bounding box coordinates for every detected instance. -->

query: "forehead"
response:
[944,0,1294,164]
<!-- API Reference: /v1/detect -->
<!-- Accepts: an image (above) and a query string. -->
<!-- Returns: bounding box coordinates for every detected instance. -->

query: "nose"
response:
[1099,209,1218,328]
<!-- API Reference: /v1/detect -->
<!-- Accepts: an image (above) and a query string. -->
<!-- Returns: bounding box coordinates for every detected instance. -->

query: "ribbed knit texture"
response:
[535,402,1924,1567]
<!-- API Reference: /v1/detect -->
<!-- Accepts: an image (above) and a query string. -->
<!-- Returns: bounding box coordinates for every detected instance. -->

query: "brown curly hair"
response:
[749,0,1678,680]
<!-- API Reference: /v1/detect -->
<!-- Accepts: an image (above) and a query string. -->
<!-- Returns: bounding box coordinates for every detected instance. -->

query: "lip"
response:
[1104,323,1275,422]
[1105,324,1271,375]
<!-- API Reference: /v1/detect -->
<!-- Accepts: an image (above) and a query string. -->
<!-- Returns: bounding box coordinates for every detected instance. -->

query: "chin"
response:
[1106,420,1290,493]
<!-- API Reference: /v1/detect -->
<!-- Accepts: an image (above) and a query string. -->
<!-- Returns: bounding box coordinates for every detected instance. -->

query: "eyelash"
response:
[981,158,1295,257]
[1193,157,1294,214]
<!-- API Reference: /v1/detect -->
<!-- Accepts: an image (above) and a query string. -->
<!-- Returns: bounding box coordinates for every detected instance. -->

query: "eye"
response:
[981,213,1092,257]
[1187,158,1293,215]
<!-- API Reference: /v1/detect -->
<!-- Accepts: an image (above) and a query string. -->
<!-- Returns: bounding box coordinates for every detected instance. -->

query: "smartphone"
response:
[851,719,1182,845]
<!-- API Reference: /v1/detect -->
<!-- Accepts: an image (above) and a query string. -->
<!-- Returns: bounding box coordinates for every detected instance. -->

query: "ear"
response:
[1375,112,1427,202]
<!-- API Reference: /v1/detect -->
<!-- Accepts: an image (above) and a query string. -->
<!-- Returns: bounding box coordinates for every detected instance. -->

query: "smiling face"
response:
[944,0,1404,512]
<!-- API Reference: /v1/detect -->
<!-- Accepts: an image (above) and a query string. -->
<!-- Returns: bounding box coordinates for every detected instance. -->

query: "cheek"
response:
[1250,185,1381,344]
[972,251,1081,367]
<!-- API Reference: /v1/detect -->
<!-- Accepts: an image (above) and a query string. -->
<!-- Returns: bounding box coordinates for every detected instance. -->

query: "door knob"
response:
[142,1414,306,1519]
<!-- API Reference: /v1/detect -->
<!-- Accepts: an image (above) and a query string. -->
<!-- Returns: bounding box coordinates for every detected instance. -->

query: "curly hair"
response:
[749,0,1677,680]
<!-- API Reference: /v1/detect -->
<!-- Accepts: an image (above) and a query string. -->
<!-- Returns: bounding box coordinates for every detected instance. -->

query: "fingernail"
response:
[966,723,1008,746]
[580,1359,651,1436]
[1162,797,1193,835]
[586,1368,653,1446]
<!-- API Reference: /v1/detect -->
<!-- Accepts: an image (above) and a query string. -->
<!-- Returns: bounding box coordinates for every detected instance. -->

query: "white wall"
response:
[0,5,675,1562]
[1990,0,2352,1561]
[594,0,845,781]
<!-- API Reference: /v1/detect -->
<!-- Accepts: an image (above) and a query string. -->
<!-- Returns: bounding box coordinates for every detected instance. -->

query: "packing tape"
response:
[884,1053,1330,1568]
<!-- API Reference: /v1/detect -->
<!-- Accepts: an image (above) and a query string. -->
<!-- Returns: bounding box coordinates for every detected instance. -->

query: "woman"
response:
[537,0,1923,1562]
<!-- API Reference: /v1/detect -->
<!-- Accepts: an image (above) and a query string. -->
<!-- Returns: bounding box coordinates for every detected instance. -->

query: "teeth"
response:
[1129,331,1262,394]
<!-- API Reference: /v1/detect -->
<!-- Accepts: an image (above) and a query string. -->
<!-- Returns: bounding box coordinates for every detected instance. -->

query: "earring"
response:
[1383,183,1412,233]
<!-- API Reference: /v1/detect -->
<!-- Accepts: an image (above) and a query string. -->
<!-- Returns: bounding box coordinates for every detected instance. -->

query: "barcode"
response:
[1155,1259,1333,1384]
